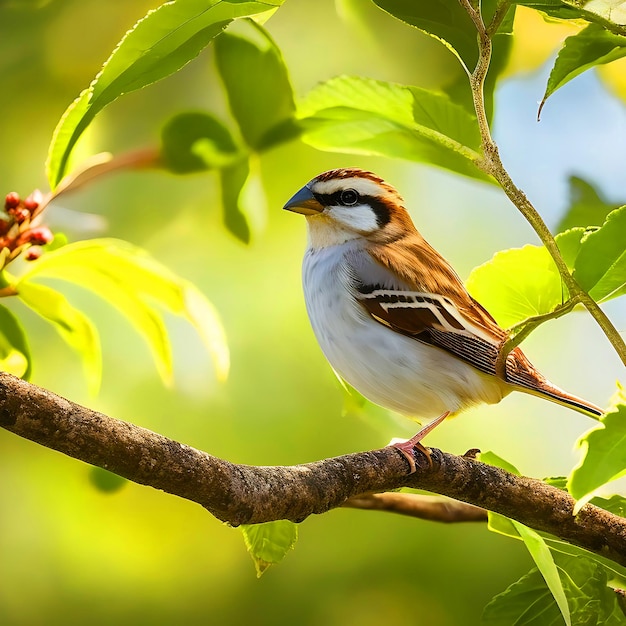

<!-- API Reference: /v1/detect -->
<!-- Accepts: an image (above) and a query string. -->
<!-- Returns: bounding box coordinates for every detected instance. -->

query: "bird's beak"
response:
[283,185,324,216]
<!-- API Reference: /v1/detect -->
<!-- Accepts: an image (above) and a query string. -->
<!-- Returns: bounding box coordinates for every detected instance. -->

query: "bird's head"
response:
[283,168,416,248]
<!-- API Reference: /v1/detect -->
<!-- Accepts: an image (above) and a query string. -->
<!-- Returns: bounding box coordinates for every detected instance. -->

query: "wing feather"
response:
[357,285,509,377]
[349,234,550,393]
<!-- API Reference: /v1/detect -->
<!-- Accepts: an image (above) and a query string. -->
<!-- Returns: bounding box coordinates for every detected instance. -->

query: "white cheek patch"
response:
[329,204,379,234]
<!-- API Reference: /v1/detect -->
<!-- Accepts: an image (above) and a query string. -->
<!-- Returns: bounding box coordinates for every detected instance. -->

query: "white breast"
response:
[302,244,507,421]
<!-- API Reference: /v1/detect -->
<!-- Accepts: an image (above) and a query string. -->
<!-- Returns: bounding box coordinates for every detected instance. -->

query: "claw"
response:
[390,411,449,473]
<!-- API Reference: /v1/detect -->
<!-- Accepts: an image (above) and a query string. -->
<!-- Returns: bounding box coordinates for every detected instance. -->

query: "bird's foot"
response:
[389,411,449,474]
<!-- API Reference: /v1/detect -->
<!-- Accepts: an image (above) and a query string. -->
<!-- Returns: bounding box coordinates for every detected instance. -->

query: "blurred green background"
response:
[0,1,624,624]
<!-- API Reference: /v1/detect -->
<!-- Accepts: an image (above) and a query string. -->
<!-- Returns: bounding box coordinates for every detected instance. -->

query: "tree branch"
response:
[343,493,488,523]
[458,0,626,368]
[1,372,625,565]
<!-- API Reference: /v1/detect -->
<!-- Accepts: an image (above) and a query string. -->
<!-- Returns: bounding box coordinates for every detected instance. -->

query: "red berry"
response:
[13,208,29,224]
[27,189,43,210]
[5,192,20,210]
[26,226,53,246]
[25,246,43,261]
[24,190,43,211]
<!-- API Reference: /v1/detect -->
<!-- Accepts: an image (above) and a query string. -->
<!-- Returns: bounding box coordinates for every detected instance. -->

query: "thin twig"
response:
[38,147,161,218]
[343,493,487,523]
[458,0,626,367]
[495,296,582,378]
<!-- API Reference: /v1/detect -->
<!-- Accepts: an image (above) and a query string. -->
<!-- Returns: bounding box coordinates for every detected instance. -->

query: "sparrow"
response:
[284,168,603,466]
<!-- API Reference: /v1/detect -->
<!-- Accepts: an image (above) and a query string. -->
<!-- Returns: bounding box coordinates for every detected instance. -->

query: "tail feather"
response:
[519,381,604,419]
[503,348,604,418]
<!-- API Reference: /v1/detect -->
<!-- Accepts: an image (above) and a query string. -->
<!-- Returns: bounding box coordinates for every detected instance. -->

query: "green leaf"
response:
[240,520,298,577]
[511,521,571,625]
[220,158,257,243]
[591,493,626,517]
[181,283,230,383]
[489,510,626,587]
[220,159,252,243]
[22,252,172,384]
[491,474,626,584]
[298,76,491,183]
[556,227,586,271]
[573,206,626,303]
[46,232,69,253]
[479,450,520,475]
[482,553,624,626]
[161,112,240,173]
[465,214,624,328]
[483,567,562,625]
[513,1,626,40]
[487,511,519,538]
[215,19,297,151]
[543,475,568,489]
[540,24,626,116]
[576,0,626,27]
[46,0,284,188]
[580,1,626,30]
[497,473,626,583]
[466,244,565,327]
[513,1,619,22]
[443,5,515,121]
[546,537,626,587]
[568,404,626,508]
[0,302,31,379]
[557,176,621,234]
[372,0,479,71]
[375,0,515,122]
[18,239,229,384]
[17,281,101,394]
[479,454,571,623]
[484,454,626,608]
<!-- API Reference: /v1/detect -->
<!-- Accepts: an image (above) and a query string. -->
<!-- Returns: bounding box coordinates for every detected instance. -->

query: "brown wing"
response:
[356,283,508,378]
[355,235,603,416]
[355,233,563,390]
[361,233,505,356]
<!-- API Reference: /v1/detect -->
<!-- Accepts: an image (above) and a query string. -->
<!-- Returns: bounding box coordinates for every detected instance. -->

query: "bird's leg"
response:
[389,411,449,474]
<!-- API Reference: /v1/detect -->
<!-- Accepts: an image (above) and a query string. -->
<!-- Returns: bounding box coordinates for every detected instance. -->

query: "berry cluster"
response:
[2,191,53,264]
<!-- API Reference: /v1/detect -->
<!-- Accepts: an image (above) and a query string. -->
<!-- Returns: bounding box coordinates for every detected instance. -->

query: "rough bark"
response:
[1,372,625,566]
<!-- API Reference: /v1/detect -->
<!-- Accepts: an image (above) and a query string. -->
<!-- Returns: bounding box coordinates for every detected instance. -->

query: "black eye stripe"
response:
[367,197,392,228]
[313,191,354,206]
[313,192,391,228]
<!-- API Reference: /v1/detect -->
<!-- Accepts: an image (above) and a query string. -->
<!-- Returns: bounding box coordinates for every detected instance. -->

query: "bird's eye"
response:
[340,189,359,206]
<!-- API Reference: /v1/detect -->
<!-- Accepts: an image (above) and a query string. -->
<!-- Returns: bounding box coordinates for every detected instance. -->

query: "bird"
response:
[283,168,603,469]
